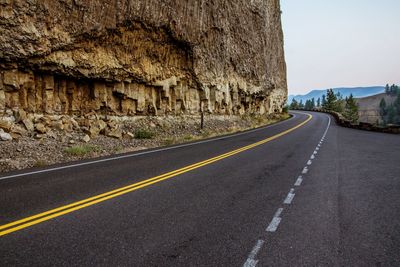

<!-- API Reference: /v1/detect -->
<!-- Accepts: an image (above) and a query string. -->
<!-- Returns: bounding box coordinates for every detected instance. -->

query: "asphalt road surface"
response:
[1,111,399,266]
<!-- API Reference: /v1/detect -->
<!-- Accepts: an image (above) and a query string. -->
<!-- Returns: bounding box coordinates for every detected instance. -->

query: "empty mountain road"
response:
[1,111,399,266]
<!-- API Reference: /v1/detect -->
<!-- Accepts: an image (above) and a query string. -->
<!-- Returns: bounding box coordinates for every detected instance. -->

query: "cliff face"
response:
[0,0,287,117]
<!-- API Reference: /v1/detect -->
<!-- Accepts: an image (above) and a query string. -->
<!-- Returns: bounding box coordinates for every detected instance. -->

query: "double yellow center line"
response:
[0,114,312,237]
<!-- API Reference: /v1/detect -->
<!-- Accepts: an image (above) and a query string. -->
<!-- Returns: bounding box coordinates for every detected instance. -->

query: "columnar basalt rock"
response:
[0,0,287,119]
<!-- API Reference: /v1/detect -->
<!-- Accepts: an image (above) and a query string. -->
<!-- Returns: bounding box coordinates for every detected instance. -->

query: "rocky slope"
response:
[0,0,287,145]
[0,0,286,115]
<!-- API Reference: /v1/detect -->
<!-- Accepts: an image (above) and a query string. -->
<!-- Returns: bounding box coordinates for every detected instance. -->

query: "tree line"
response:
[379,84,400,125]
[289,89,359,123]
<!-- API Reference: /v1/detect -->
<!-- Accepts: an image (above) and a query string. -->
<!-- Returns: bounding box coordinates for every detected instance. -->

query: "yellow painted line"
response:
[0,113,312,237]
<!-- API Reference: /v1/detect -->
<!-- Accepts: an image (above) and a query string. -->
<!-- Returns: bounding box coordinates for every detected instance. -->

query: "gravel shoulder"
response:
[0,113,289,173]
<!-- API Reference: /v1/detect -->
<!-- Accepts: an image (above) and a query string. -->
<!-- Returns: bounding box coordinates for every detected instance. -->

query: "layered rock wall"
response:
[0,0,287,117]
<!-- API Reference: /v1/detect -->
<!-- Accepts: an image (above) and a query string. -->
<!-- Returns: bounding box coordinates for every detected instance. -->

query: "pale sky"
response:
[281,0,400,95]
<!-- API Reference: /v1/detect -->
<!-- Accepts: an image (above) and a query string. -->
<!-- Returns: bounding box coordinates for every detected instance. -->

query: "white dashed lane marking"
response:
[283,189,295,204]
[266,208,284,232]
[242,114,331,266]
[243,239,265,267]
[294,176,303,186]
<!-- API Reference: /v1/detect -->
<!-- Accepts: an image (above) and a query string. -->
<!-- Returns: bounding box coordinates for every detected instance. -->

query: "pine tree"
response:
[336,91,342,100]
[304,100,310,110]
[304,99,315,110]
[390,84,395,95]
[387,105,396,124]
[343,94,359,123]
[394,90,400,124]
[390,84,400,96]
[321,95,326,107]
[317,97,321,107]
[299,100,304,109]
[290,99,299,110]
[379,98,387,117]
[385,84,390,95]
[323,89,337,111]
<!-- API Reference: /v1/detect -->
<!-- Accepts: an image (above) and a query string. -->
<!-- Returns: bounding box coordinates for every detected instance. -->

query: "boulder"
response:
[40,116,52,126]
[0,129,12,141]
[123,131,134,139]
[0,119,12,132]
[85,119,107,137]
[106,128,123,139]
[22,118,34,132]
[95,120,107,131]
[51,120,64,131]
[34,133,45,139]
[10,124,27,136]
[107,120,118,129]
[63,120,74,132]
[86,127,99,138]
[82,134,91,143]
[78,118,91,128]
[70,118,80,129]
[35,123,47,134]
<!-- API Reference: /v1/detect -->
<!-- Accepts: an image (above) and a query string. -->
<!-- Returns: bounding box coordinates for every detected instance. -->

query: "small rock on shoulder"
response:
[0,129,12,141]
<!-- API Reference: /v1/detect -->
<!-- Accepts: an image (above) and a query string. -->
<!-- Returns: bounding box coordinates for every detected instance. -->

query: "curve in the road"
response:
[0,113,298,181]
[0,113,312,237]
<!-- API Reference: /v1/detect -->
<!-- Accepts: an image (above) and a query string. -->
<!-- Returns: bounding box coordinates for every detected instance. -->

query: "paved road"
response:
[1,111,399,266]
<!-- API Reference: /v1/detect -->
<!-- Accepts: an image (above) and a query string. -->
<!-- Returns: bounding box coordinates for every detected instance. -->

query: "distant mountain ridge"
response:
[288,86,385,104]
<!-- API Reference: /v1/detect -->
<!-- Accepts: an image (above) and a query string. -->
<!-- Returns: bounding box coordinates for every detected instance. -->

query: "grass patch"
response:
[281,113,291,120]
[248,115,265,128]
[114,145,124,153]
[200,130,212,138]
[64,145,99,156]
[134,129,154,139]
[33,159,48,168]
[163,138,176,146]
[183,135,194,141]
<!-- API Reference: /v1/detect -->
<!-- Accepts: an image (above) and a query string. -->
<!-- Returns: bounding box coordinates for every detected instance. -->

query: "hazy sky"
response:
[281,0,400,95]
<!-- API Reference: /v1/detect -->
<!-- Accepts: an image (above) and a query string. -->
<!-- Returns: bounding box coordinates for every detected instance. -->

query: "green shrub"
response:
[134,129,154,139]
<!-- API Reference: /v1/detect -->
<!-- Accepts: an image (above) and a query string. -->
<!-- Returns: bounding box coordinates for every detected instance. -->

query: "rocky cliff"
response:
[0,0,287,118]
